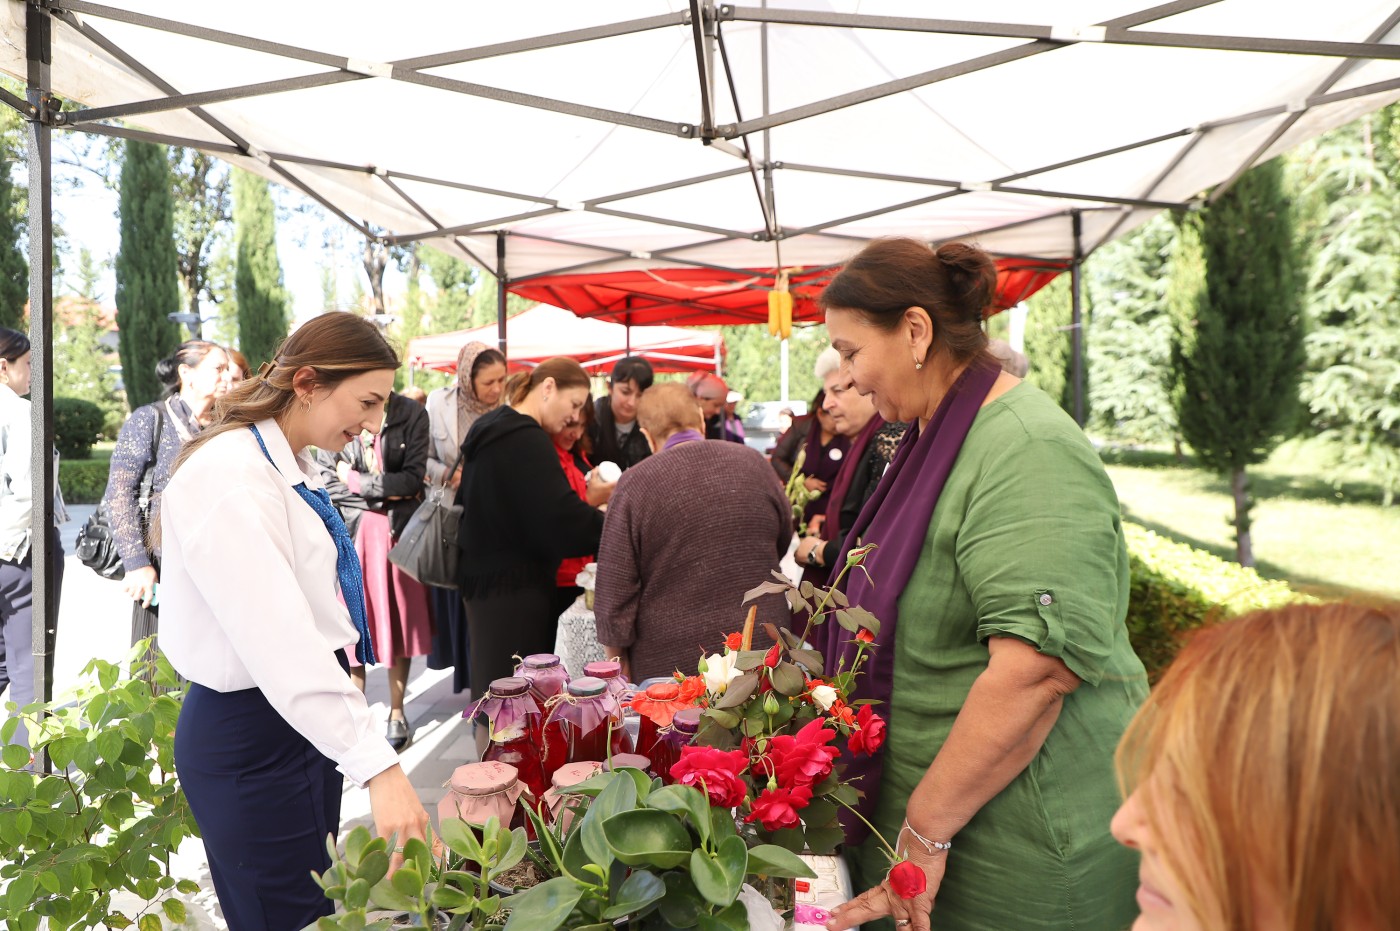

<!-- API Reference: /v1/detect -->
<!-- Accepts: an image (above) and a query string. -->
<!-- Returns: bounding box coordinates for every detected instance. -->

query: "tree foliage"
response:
[719,323,825,408]
[1085,214,1178,444]
[55,247,123,437]
[114,140,181,408]
[169,148,233,339]
[1169,159,1306,564]
[0,151,26,332]
[1290,108,1400,505]
[1020,272,1089,418]
[232,169,289,369]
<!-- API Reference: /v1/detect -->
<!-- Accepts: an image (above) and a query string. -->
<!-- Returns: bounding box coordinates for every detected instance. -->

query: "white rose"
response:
[702,651,742,694]
[809,684,839,711]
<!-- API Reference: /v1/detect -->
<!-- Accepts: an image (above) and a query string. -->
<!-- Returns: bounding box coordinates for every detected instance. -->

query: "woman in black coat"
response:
[455,358,611,713]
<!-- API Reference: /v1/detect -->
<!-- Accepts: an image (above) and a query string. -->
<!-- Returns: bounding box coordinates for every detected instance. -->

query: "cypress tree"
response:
[233,169,289,368]
[0,150,28,331]
[115,140,181,408]
[1169,159,1306,566]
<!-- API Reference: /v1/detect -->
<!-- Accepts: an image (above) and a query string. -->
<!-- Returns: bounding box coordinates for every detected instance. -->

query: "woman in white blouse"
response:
[160,313,428,930]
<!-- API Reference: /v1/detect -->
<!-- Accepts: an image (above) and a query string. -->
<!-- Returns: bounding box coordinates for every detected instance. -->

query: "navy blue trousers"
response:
[175,677,343,931]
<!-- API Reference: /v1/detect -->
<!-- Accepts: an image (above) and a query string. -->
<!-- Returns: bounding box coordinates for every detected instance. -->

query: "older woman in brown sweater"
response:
[594,383,792,681]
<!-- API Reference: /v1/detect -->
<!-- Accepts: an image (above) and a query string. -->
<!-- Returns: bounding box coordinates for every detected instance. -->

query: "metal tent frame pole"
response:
[495,231,508,357]
[25,0,58,774]
[1070,210,1085,427]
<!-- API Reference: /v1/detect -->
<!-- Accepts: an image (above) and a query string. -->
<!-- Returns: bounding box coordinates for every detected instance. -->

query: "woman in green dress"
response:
[821,239,1148,931]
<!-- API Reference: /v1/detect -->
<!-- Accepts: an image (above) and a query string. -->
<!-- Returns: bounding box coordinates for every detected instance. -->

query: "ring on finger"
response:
[896,921,911,927]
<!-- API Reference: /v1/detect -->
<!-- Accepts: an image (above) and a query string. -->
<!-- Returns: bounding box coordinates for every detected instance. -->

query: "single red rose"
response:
[669,745,750,808]
[847,704,887,757]
[744,784,813,832]
[888,859,926,899]
[764,644,782,668]
[725,632,744,651]
[855,628,875,644]
[766,717,840,787]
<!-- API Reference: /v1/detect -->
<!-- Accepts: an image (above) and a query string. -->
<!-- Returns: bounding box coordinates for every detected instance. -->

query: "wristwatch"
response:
[805,542,823,569]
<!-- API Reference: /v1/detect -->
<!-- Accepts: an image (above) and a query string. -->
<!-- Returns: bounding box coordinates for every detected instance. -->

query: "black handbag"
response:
[77,406,163,580]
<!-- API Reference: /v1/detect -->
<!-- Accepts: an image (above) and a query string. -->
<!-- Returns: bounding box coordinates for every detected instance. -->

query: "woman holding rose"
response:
[820,239,1147,931]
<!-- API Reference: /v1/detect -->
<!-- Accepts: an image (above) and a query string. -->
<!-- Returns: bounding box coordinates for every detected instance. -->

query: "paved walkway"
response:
[3,506,482,929]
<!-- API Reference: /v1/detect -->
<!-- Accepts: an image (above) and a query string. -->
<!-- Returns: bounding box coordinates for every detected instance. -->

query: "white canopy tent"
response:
[7,0,1400,728]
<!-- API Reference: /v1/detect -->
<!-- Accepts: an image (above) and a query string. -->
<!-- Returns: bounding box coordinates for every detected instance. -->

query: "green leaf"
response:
[689,835,747,908]
[746,844,817,879]
[702,899,751,931]
[704,708,742,730]
[500,876,584,931]
[645,783,712,847]
[560,827,595,884]
[390,866,423,899]
[162,898,187,924]
[95,730,124,765]
[7,872,36,910]
[801,825,845,856]
[357,849,390,887]
[137,914,162,931]
[429,884,474,910]
[770,662,805,696]
[494,827,528,876]
[345,824,371,869]
[658,872,706,928]
[344,877,371,910]
[713,672,760,710]
[601,809,693,869]
[789,649,825,675]
[600,868,665,920]
[835,609,858,633]
[1,743,30,770]
[367,878,416,913]
[438,817,485,864]
[175,878,200,896]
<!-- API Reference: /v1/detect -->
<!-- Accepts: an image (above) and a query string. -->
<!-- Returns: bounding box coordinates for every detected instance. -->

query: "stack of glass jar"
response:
[476,677,549,804]
[541,676,633,770]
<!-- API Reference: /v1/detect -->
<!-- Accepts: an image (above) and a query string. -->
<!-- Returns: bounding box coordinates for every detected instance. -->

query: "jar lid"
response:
[567,676,607,697]
[551,761,603,788]
[583,660,622,680]
[522,653,562,669]
[489,676,531,697]
[671,707,702,734]
[603,754,651,773]
[449,760,520,796]
[644,681,681,701]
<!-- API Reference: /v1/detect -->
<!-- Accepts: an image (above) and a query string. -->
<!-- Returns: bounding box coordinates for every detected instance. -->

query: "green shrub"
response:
[53,397,105,461]
[1124,522,1311,680]
[59,458,110,504]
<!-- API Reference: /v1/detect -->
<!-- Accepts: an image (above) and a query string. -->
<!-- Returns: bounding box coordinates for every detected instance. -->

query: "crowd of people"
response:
[0,235,1395,931]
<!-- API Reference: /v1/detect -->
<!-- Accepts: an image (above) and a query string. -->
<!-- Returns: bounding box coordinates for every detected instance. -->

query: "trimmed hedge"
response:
[59,457,110,504]
[1124,522,1310,680]
[54,396,106,460]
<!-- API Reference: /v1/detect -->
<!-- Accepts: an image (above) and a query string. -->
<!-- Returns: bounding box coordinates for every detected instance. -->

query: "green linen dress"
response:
[853,382,1148,931]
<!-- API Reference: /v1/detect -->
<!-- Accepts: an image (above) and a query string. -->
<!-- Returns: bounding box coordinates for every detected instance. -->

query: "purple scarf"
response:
[823,360,1001,842]
[662,429,705,451]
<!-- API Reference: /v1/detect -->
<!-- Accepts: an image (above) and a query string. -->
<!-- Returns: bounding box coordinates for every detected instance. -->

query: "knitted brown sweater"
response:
[594,438,794,680]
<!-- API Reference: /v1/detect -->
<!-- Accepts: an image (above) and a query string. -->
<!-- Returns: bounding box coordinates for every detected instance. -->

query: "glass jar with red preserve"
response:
[631,680,682,760]
[543,676,633,766]
[583,660,630,704]
[517,654,571,776]
[476,677,549,805]
[437,761,531,834]
[540,761,603,831]
[652,707,702,784]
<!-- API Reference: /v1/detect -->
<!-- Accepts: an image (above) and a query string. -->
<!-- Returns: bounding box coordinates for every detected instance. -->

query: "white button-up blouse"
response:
[159,418,399,787]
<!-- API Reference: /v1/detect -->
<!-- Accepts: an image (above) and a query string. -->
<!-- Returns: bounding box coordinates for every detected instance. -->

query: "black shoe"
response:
[387,718,412,752]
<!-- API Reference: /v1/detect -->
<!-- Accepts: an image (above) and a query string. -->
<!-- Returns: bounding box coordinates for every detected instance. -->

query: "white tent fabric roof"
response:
[4,0,1400,282]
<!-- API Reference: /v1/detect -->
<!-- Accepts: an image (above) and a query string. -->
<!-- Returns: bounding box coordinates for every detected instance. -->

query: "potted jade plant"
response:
[500,767,815,931]
[310,814,527,930]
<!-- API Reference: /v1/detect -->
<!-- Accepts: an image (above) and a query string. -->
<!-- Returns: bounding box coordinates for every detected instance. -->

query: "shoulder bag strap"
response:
[137,405,165,514]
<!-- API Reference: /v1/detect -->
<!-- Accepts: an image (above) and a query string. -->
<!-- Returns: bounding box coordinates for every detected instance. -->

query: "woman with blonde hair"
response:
[159,313,430,929]
[1112,601,1400,931]
[455,357,611,693]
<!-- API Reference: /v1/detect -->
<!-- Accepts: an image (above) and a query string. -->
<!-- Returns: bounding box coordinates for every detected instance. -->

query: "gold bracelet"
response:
[901,819,952,854]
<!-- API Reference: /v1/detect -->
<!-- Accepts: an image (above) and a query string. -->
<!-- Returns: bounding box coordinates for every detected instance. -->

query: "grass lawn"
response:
[1100,439,1399,600]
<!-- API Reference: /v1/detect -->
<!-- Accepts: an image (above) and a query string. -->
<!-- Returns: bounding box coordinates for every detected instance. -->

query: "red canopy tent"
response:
[407,303,724,374]
[509,259,1069,327]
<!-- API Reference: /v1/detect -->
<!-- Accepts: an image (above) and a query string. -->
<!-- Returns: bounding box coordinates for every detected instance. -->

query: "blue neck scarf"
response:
[249,424,376,665]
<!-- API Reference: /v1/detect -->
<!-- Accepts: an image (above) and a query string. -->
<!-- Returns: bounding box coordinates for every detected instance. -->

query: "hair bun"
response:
[155,356,182,390]
[933,242,997,321]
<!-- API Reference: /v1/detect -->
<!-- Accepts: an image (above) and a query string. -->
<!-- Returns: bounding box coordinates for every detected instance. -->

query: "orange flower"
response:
[676,675,707,706]
[855,629,875,644]
[828,699,857,727]
[630,677,704,728]
[725,632,744,651]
